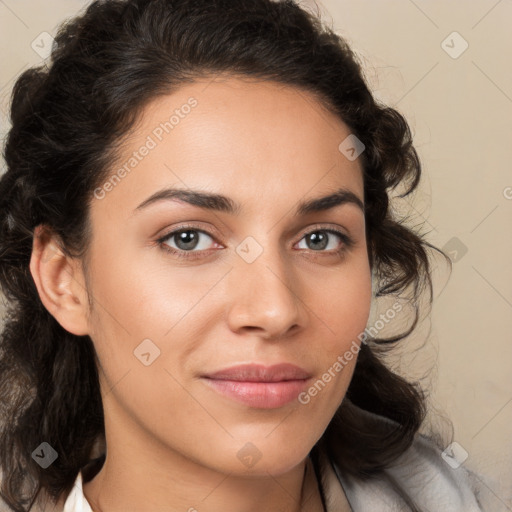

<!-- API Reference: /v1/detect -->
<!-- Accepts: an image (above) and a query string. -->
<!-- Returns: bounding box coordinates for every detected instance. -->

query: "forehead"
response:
[92,76,364,220]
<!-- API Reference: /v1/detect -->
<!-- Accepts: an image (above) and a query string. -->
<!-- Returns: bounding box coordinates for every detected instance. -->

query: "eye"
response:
[156,224,354,260]
[296,229,341,252]
[156,226,218,259]
[296,227,353,255]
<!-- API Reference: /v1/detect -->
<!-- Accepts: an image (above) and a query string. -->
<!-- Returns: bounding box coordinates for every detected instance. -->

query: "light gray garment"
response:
[323,433,505,511]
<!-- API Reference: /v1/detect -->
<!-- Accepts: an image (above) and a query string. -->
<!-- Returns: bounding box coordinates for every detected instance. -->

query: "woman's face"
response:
[81,76,372,476]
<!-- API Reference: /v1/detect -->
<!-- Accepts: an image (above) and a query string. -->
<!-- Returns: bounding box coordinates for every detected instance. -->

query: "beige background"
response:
[1,0,511,508]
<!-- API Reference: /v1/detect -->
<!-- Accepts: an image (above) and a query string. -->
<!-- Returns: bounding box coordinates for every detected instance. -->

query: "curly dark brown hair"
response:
[0,0,451,510]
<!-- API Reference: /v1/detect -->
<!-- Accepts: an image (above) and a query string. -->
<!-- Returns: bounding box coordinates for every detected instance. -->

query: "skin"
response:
[30,76,372,512]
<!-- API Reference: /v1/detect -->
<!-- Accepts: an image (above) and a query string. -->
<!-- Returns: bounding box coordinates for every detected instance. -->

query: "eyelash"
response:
[155,223,354,261]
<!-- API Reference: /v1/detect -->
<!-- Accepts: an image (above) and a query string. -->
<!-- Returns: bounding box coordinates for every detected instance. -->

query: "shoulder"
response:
[382,432,485,511]
[328,422,488,511]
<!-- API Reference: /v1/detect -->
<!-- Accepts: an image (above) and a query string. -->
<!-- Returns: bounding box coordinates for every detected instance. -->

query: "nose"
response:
[225,242,306,340]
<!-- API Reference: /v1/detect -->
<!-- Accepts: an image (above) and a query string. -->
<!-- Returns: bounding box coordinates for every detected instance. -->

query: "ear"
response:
[29,224,90,336]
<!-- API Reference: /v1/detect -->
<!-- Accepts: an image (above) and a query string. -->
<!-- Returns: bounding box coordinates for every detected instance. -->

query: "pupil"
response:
[177,230,198,250]
[309,232,327,250]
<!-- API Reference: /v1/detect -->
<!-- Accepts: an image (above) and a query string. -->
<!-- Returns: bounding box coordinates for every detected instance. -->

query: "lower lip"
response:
[202,378,309,409]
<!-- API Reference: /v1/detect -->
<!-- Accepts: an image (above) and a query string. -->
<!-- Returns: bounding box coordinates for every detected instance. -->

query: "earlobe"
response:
[29,224,90,336]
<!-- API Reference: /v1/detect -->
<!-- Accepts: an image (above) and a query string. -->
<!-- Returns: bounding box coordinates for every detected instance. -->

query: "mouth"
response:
[201,363,312,409]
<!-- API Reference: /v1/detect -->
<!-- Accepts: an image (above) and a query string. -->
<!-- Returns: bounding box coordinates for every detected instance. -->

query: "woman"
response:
[0,0,488,510]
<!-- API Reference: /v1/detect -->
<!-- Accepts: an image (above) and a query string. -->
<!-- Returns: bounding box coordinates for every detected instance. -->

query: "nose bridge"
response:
[226,232,304,337]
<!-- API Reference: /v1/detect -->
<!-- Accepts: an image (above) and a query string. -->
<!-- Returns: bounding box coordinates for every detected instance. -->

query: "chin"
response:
[225,439,312,477]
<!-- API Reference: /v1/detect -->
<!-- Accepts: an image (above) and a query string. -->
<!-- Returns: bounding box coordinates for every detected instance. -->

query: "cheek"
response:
[87,240,198,335]
[84,249,211,434]
[85,242,231,384]
[310,260,372,354]
[291,259,372,412]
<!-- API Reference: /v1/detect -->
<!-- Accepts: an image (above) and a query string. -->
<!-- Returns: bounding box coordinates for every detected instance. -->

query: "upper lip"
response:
[202,363,312,382]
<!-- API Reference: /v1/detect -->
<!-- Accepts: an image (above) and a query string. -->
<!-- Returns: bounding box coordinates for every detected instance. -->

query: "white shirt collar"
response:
[63,471,93,512]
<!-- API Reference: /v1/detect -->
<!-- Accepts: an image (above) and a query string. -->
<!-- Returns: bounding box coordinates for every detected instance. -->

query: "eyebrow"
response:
[132,186,364,216]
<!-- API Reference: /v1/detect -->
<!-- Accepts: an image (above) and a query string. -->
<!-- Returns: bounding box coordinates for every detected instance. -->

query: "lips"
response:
[201,363,312,409]
[202,363,312,382]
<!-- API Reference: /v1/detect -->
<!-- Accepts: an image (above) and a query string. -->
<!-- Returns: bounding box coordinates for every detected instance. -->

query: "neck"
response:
[81,422,325,512]
[83,454,324,512]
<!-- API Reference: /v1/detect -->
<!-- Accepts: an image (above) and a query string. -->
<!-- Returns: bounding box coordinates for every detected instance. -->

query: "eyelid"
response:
[156,222,219,242]
[296,222,350,240]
